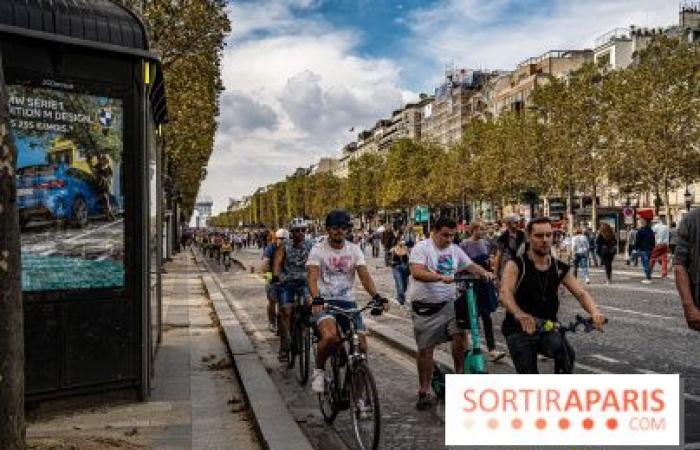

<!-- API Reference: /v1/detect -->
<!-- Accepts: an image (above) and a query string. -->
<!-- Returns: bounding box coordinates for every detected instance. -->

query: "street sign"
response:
[415,206,429,222]
[623,206,634,225]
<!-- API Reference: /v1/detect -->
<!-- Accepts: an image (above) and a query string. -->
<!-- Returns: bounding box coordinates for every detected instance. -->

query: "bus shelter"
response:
[0,0,168,400]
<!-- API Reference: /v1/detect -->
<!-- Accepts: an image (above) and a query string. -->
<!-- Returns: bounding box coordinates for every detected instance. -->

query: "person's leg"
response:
[539,332,576,373]
[573,254,581,279]
[480,309,496,351]
[604,255,613,281]
[640,251,652,280]
[391,266,404,304]
[450,330,468,374]
[581,255,589,281]
[315,318,340,369]
[416,345,436,396]
[660,245,668,278]
[505,333,539,374]
[266,285,278,328]
[650,245,660,273]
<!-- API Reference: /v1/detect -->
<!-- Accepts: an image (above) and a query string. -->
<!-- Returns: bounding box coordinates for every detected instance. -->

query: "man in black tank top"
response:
[499,217,606,374]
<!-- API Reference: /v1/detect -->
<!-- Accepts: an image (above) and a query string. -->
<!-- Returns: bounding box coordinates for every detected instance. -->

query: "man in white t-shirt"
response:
[307,210,388,394]
[407,216,495,410]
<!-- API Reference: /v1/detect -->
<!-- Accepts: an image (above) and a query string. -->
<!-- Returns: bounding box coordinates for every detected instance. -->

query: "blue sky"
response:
[199,0,678,212]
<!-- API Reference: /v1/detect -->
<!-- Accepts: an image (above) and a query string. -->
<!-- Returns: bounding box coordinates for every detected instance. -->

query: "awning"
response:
[636,208,655,220]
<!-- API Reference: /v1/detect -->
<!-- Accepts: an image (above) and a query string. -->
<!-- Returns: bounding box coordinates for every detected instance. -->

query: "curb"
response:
[198,256,314,450]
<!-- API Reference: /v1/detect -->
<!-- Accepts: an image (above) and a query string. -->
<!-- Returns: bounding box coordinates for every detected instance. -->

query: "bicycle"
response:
[534,314,608,374]
[314,298,384,450]
[284,282,312,385]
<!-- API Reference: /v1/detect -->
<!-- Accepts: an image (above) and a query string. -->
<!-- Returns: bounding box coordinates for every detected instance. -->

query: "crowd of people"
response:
[188,206,699,411]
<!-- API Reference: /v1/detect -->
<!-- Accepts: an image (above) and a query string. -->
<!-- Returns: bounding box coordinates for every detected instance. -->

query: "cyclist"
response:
[500,217,606,374]
[407,216,496,410]
[308,210,388,394]
[262,229,288,333]
[273,218,313,362]
[220,238,234,270]
[494,214,526,280]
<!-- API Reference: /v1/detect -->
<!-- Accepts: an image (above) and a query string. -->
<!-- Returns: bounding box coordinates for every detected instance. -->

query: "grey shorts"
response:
[411,300,463,350]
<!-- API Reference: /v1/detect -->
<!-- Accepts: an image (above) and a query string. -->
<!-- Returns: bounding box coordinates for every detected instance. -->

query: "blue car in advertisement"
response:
[17,164,116,228]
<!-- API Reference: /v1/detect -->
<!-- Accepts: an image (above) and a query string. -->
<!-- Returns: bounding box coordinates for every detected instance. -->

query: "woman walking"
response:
[596,222,617,284]
[461,222,505,362]
[571,229,590,284]
[390,235,410,305]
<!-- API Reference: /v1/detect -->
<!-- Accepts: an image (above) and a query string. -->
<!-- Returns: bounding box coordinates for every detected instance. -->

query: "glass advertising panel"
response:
[9,83,125,291]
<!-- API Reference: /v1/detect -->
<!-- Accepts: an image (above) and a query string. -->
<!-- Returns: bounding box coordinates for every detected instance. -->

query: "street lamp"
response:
[684,187,693,212]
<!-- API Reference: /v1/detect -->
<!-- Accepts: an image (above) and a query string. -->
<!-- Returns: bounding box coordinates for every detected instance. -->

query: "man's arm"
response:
[561,271,606,330]
[307,265,320,298]
[272,245,285,278]
[409,263,452,283]
[499,260,535,334]
[356,265,388,311]
[674,266,700,331]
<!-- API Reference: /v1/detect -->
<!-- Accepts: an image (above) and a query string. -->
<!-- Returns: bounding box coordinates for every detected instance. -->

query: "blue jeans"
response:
[391,264,409,304]
[573,253,589,280]
[639,250,652,280]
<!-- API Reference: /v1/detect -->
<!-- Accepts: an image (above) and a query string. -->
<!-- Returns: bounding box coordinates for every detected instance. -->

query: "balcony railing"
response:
[595,28,630,48]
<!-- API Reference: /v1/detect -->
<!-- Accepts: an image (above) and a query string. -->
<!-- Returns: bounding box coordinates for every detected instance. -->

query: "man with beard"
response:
[499,217,606,374]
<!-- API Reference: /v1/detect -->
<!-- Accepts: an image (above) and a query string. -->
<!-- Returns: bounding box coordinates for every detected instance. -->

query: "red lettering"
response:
[520,389,534,412]
[503,389,517,412]
[564,390,583,412]
[463,389,477,412]
[480,389,499,412]
[623,390,640,412]
[586,390,602,411]
[650,389,665,412]
[601,389,620,412]
[546,389,561,412]
[642,389,648,411]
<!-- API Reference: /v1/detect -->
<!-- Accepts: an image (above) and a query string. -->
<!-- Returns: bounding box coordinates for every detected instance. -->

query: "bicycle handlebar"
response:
[535,315,609,333]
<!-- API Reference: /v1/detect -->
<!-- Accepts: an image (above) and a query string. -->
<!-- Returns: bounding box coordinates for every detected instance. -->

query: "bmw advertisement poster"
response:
[9,83,124,292]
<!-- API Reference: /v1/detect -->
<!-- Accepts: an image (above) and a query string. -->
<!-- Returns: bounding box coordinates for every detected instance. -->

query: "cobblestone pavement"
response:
[232,245,700,446]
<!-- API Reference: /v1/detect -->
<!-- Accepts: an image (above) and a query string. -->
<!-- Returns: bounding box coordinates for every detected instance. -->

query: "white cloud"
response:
[200,1,411,212]
[401,0,678,90]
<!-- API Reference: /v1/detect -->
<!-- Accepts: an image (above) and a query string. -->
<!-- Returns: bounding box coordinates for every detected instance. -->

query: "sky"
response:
[199,0,678,214]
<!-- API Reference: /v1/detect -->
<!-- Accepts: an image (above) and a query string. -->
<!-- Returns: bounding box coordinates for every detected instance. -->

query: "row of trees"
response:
[211,35,699,230]
[123,0,230,216]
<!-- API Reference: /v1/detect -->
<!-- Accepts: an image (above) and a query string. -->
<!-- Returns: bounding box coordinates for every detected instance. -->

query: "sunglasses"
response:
[329,225,349,231]
[292,228,307,233]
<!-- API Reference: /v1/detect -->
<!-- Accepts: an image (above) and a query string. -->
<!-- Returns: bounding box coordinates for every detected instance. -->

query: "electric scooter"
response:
[431,272,488,399]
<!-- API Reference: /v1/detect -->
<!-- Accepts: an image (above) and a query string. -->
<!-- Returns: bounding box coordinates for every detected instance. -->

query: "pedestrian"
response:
[494,215,526,280]
[390,236,409,305]
[650,218,670,278]
[571,229,590,284]
[461,221,506,362]
[382,224,397,266]
[585,227,599,267]
[636,218,656,284]
[673,208,700,331]
[596,222,617,284]
[371,228,381,258]
[626,225,638,266]
[406,216,495,410]
[669,222,678,256]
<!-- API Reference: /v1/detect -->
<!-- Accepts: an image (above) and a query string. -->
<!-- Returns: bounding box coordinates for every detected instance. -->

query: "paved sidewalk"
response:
[27,252,262,450]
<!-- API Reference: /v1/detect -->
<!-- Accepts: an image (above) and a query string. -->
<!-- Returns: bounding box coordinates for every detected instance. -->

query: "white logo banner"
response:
[445,374,680,446]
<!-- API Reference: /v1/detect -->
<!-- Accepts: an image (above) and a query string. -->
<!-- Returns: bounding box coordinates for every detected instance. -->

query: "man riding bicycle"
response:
[407,216,496,410]
[273,218,313,362]
[308,210,388,394]
[221,238,234,269]
[499,217,606,374]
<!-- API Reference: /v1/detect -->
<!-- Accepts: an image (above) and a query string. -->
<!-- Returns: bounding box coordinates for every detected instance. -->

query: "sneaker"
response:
[489,350,506,362]
[268,322,277,333]
[311,369,325,394]
[585,278,590,284]
[416,392,433,411]
[641,279,652,284]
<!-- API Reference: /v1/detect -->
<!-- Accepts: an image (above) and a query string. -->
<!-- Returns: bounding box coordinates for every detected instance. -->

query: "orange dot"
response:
[535,418,547,430]
[488,418,499,430]
[512,418,523,430]
[558,418,570,430]
[583,418,594,430]
[606,418,618,430]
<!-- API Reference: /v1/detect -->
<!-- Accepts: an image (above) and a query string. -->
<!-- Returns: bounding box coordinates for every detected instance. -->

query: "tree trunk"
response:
[0,52,26,450]
[663,179,671,224]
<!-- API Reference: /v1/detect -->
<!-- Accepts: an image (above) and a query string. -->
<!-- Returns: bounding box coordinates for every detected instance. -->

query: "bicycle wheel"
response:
[296,323,311,385]
[318,353,340,424]
[286,315,298,370]
[350,361,381,450]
